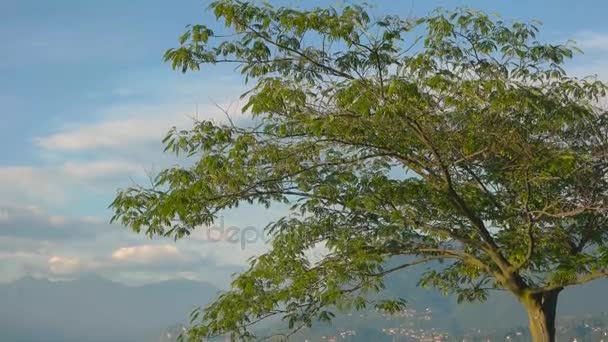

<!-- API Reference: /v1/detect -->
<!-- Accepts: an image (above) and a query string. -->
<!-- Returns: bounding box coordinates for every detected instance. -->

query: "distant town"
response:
[161,309,608,341]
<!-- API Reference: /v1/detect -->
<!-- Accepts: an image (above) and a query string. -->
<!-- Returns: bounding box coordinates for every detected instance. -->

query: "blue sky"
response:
[1,0,608,286]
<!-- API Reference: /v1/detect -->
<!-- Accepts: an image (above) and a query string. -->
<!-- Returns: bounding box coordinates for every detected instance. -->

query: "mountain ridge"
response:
[1,272,606,341]
[0,275,220,342]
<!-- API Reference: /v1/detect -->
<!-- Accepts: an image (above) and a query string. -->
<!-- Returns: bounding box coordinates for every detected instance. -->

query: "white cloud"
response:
[45,244,186,276]
[0,38,254,285]
[0,167,66,206]
[36,100,247,152]
[37,117,179,151]
[0,203,279,284]
[81,216,104,225]
[176,271,198,280]
[576,32,608,51]
[49,215,67,226]
[42,243,212,280]
[0,209,9,223]
[0,250,50,282]
[111,244,182,263]
[0,205,101,240]
[305,242,331,266]
[62,160,144,180]
[48,255,90,274]
[569,59,608,81]
[3,94,249,212]
[0,159,151,208]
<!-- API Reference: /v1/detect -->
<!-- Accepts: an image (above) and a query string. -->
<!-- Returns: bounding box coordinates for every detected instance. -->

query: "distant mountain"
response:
[256,261,608,340]
[380,262,608,333]
[1,267,606,341]
[281,262,608,340]
[0,275,219,342]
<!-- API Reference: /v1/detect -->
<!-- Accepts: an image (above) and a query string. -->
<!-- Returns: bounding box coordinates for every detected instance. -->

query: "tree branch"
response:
[539,270,608,293]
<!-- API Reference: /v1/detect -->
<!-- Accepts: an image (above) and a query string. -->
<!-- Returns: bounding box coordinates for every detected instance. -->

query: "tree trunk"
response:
[522,289,561,342]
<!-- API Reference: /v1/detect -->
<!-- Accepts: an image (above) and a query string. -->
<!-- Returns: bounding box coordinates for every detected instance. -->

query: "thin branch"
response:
[365,256,445,277]
[539,270,608,293]
[243,22,355,80]
[516,170,535,271]
[531,205,608,219]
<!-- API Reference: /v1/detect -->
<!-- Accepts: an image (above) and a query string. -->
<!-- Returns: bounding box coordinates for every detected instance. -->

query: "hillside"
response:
[1,269,606,341]
[0,275,219,342]
[257,262,608,340]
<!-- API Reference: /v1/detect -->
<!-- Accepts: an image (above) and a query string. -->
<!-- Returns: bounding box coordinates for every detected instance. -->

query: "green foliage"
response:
[111,1,608,340]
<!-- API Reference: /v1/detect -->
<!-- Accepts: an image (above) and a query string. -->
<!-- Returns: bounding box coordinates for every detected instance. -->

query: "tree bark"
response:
[522,289,561,342]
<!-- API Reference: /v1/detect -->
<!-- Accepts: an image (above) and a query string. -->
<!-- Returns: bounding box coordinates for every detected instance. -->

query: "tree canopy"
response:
[111,1,608,341]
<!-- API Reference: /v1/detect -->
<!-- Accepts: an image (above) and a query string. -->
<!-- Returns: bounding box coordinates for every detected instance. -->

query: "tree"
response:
[110,1,608,341]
